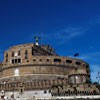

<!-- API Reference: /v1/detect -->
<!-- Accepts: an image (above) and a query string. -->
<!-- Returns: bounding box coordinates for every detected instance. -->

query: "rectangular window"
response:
[25,50,28,54]
[15,59,17,64]
[12,59,14,64]
[32,47,34,55]
[25,54,28,59]
[18,58,21,63]
[6,59,8,62]
[6,53,8,58]
[25,50,28,59]
[18,50,20,56]
[12,58,21,64]
[44,90,47,94]
[12,52,14,57]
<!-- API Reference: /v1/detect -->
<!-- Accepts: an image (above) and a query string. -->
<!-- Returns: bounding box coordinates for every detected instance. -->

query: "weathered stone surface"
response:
[0,43,99,97]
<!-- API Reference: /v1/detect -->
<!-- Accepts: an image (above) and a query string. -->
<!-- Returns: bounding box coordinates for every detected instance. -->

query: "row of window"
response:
[69,75,90,84]
[56,59,82,66]
[11,58,21,64]
[5,50,28,58]
[5,50,29,62]
[30,58,87,67]
[5,51,88,67]
[10,58,87,68]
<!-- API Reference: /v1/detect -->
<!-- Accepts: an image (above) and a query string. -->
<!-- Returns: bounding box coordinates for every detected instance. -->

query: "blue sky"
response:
[0,0,100,82]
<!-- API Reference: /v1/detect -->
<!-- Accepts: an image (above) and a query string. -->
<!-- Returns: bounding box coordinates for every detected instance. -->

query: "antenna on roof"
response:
[34,36,40,46]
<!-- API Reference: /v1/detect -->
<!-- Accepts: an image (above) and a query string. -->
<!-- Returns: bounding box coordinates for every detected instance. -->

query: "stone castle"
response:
[0,40,100,99]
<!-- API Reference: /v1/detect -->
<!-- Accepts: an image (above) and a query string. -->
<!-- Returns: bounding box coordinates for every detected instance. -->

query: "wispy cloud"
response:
[30,26,87,46]
[43,27,86,45]
[55,27,85,41]
[90,65,100,83]
[30,17,100,45]
[77,52,100,82]
[52,17,100,44]
[88,17,100,26]
[78,51,100,61]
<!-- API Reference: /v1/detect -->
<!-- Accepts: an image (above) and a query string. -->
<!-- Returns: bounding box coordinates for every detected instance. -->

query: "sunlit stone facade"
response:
[0,43,99,99]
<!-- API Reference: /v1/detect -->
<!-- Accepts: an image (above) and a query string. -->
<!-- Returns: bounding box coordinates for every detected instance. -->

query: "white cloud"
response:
[87,17,100,27]
[30,17,100,45]
[78,55,90,60]
[78,51,100,61]
[90,65,100,83]
[67,53,100,82]
[77,52,100,82]
[58,27,84,39]
[51,27,86,44]
[30,27,86,46]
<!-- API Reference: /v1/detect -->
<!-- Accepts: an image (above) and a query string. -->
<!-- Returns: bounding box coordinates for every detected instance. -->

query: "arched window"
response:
[25,50,28,59]
[39,59,42,61]
[76,62,81,65]
[5,53,8,62]
[46,59,50,62]
[18,58,21,63]
[11,58,21,64]
[6,53,8,58]
[33,59,36,61]
[66,60,72,64]
[12,52,14,57]
[54,58,61,63]
[25,50,28,54]
[86,64,89,68]
[18,50,20,56]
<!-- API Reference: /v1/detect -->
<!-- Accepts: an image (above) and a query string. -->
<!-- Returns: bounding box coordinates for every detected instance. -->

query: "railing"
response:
[52,95,100,99]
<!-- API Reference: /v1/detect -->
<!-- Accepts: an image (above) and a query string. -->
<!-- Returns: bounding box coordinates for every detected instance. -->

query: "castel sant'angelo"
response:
[0,37,100,99]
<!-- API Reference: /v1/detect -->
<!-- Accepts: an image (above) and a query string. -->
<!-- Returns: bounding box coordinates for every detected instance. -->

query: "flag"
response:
[74,53,79,57]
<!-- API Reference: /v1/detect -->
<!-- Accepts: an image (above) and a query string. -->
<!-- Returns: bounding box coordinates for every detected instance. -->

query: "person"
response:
[4,96,8,100]
[1,90,5,100]
[10,93,15,100]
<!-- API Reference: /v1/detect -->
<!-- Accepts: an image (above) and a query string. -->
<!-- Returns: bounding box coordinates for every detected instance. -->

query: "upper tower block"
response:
[3,43,57,65]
